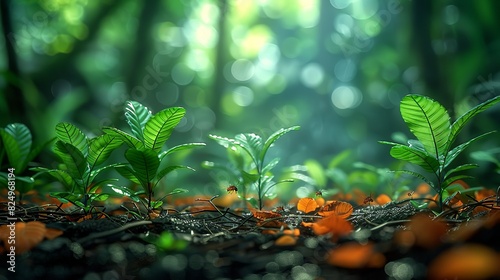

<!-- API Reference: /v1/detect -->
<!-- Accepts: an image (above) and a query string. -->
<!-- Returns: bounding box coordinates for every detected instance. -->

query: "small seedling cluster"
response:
[1,94,500,217]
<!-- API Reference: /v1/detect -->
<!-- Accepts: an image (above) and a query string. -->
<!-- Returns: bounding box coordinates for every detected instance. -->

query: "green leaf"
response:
[442,175,473,190]
[25,137,56,167]
[155,165,194,183]
[304,159,326,187]
[260,126,300,163]
[102,127,143,149]
[2,123,32,170]
[399,95,450,158]
[393,170,435,191]
[53,141,88,180]
[444,163,478,180]
[115,165,141,185]
[88,134,123,168]
[444,131,495,168]
[125,101,152,141]
[235,133,263,166]
[447,95,500,150]
[389,145,440,173]
[161,143,206,159]
[144,107,185,152]
[125,148,159,187]
[262,157,280,174]
[111,185,141,202]
[55,122,88,157]
[30,167,75,190]
[241,170,260,184]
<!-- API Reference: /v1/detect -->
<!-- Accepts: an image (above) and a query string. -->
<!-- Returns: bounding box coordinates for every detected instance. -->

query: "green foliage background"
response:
[1,0,499,195]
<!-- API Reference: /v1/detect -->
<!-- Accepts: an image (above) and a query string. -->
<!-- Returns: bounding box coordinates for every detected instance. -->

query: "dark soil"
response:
[1,201,499,280]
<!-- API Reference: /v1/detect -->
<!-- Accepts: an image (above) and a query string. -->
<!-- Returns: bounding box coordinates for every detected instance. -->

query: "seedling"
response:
[205,126,300,210]
[103,101,205,211]
[381,94,500,211]
[32,122,123,211]
[0,123,54,199]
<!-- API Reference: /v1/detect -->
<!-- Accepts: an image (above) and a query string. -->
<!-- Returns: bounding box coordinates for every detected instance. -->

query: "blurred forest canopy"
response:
[1,0,500,193]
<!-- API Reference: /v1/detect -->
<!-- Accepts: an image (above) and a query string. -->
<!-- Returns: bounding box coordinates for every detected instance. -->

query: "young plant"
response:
[381,94,500,211]
[32,123,123,211]
[0,123,54,200]
[205,126,300,210]
[103,101,205,211]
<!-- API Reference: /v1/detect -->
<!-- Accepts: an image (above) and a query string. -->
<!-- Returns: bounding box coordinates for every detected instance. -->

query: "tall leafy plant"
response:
[32,123,123,211]
[381,94,500,211]
[103,101,205,210]
[205,126,300,210]
[0,123,53,199]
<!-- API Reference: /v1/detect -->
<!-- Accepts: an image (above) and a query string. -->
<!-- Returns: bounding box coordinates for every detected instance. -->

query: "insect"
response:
[407,191,415,197]
[315,190,323,197]
[226,185,238,194]
[363,193,374,204]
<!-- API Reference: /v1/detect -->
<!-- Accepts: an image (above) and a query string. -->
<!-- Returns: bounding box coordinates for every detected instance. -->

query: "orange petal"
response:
[428,244,500,279]
[327,242,386,268]
[297,197,318,213]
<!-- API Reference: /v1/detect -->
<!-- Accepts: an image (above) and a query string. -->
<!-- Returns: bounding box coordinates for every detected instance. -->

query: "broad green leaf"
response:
[125,148,159,187]
[115,165,141,185]
[304,159,326,187]
[262,157,280,174]
[156,188,189,201]
[260,126,300,163]
[442,175,473,190]
[53,141,88,180]
[50,192,82,204]
[444,164,478,180]
[400,95,450,158]
[241,170,260,184]
[208,134,238,148]
[3,123,32,170]
[30,167,74,189]
[161,143,206,159]
[88,163,126,185]
[88,134,123,168]
[470,150,500,166]
[155,165,195,184]
[111,185,141,202]
[55,122,88,156]
[144,107,185,152]
[89,193,110,201]
[393,170,435,191]
[447,95,500,150]
[389,145,440,173]
[102,127,143,149]
[328,149,352,169]
[0,130,22,171]
[124,101,152,141]
[235,133,263,166]
[444,131,495,168]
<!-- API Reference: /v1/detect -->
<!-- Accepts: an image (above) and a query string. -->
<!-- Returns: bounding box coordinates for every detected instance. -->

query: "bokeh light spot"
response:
[232,86,254,107]
[334,59,356,82]
[231,59,255,81]
[172,63,195,85]
[331,86,362,109]
[301,63,324,88]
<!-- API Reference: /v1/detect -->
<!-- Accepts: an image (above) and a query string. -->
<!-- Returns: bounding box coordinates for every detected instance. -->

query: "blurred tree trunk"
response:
[1,0,25,125]
[410,0,455,115]
[211,0,228,129]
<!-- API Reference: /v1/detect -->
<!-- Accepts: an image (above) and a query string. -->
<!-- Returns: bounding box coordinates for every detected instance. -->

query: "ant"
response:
[226,185,238,194]
[363,193,374,205]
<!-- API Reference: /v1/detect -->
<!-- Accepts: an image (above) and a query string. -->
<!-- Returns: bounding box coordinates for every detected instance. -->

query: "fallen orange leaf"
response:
[375,194,391,205]
[312,214,353,241]
[297,197,318,213]
[0,221,47,254]
[275,235,297,246]
[428,244,500,279]
[327,242,386,268]
[394,214,448,249]
[318,201,354,218]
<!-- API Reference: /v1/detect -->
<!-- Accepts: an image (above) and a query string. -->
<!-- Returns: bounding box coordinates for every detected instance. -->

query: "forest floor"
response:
[1,193,500,280]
